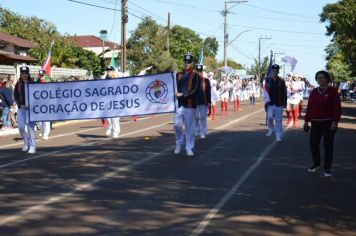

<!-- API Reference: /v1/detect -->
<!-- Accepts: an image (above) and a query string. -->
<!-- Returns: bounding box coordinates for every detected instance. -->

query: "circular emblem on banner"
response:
[145,80,168,104]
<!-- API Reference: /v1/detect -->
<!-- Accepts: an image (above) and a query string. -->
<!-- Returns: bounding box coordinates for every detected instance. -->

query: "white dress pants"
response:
[17,108,36,148]
[106,117,120,134]
[267,105,284,139]
[174,107,196,150]
[196,105,208,136]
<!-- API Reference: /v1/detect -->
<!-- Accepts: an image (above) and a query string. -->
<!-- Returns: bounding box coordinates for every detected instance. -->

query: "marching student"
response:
[208,72,219,120]
[286,74,303,128]
[37,69,51,140]
[195,64,211,139]
[14,66,37,154]
[231,75,241,111]
[104,66,120,138]
[265,64,287,142]
[219,75,230,115]
[174,53,199,156]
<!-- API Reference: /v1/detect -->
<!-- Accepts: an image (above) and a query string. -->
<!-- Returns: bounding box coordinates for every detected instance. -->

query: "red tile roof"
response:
[70,35,120,49]
[0,51,37,63]
[0,31,36,48]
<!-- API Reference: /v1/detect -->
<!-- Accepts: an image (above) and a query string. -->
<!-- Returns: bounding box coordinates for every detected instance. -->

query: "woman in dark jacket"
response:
[0,80,14,129]
[304,70,341,177]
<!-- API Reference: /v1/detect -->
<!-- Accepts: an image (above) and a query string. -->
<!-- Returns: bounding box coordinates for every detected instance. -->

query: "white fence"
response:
[0,65,90,81]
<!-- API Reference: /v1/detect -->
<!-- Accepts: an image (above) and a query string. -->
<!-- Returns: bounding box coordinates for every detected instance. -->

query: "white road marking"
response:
[0,107,265,226]
[191,123,293,236]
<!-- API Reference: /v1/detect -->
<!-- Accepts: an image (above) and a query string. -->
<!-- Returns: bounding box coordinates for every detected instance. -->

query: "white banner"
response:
[26,72,176,122]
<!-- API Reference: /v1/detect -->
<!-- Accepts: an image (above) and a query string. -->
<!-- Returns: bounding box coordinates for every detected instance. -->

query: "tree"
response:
[325,42,352,83]
[203,37,219,58]
[247,56,269,80]
[169,25,202,69]
[0,7,103,76]
[320,0,356,76]
[127,17,176,74]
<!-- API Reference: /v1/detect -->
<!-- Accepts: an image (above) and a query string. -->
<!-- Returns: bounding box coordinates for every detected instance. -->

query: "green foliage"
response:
[127,17,176,74]
[325,42,352,83]
[247,56,269,79]
[203,37,219,58]
[127,17,220,73]
[0,6,102,76]
[169,25,203,69]
[320,0,356,76]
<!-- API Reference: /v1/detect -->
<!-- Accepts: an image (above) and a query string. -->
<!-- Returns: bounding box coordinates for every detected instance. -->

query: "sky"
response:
[0,0,338,83]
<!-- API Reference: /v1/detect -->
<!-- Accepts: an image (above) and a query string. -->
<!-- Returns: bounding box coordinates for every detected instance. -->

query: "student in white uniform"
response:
[104,66,120,138]
[219,75,230,115]
[195,64,211,139]
[174,53,200,157]
[14,66,37,154]
[208,72,219,120]
[286,74,303,128]
[37,69,51,140]
[231,75,241,111]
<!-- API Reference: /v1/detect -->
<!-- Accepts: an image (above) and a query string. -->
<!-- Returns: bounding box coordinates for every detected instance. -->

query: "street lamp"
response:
[222,0,248,67]
[227,30,251,46]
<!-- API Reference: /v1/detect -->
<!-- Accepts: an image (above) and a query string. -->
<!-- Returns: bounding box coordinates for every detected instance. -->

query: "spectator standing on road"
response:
[174,53,200,157]
[14,66,37,154]
[304,70,341,177]
[339,80,349,101]
[265,64,287,142]
[195,64,211,139]
[37,69,51,140]
[0,80,14,130]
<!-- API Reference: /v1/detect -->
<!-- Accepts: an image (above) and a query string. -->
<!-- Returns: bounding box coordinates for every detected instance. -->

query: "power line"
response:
[230,24,325,35]
[67,0,145,20]
[108,0,118,40]
[244,4,319,20]
[230,12,319,24]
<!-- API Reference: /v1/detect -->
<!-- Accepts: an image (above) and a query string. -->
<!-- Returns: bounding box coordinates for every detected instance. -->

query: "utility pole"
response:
[121,0,127,73]
[167,12,170,53]
[222,0,248,67]
[258,36,272,79]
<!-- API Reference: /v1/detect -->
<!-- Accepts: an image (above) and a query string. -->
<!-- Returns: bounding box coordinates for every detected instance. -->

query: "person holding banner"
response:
[174,53,200,157]
[14,66,37,154]
[195,64,211,139]
[37,69,51,140]
[265,64,287,142]
[104,66,120,139]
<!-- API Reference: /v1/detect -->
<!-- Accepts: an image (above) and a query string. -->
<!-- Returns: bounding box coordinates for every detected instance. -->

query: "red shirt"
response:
[305,86,341,122]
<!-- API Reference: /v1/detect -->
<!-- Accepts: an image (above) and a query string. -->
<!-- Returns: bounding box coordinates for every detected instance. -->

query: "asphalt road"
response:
[0,100,355,236]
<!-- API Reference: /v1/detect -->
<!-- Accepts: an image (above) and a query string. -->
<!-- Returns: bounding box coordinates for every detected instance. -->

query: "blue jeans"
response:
[1,107,9,127]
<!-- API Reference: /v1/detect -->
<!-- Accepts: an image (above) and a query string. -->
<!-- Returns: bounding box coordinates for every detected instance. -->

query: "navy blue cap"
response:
[183,53,193,63]
[272,64,280,70]
[39,69,46,75]
[105,66,115,71]
[20,66,29,73]
[195,64,203,71]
